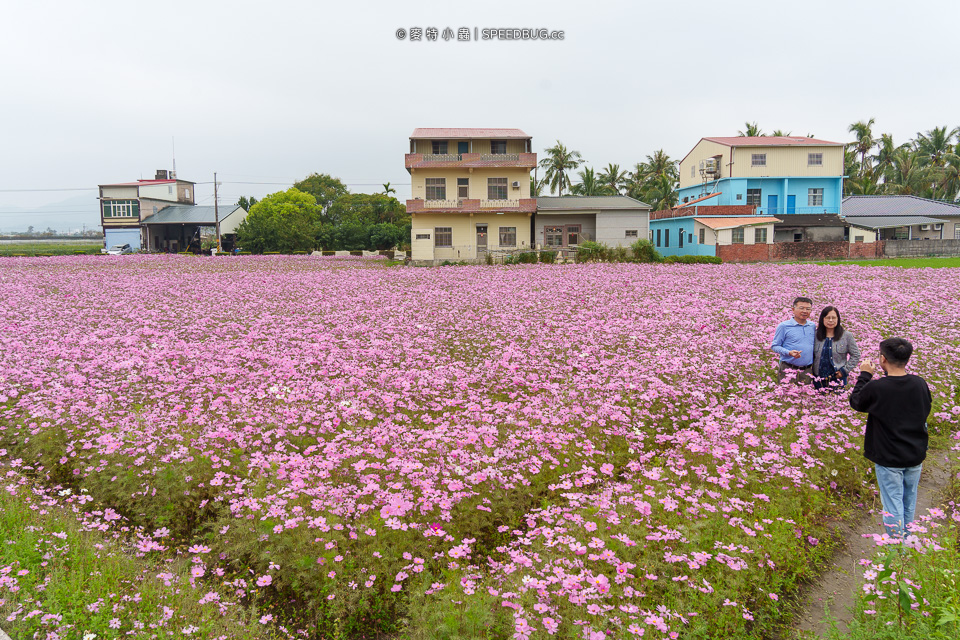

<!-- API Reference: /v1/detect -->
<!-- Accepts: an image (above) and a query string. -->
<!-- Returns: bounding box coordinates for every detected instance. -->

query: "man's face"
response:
[793,302,812,322]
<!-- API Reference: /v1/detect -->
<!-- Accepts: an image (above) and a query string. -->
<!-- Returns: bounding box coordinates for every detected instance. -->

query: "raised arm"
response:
[848,371,874,412]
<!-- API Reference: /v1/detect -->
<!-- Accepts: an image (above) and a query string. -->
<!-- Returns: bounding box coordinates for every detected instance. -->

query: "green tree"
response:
[641,174,679,211]
[848,118,876,177]
[324,193,407,227]
[883,148,929,196]
[293,173,349,211]
[915,126,959,167]
[381,182,396,196]
[570,167,612,196]
[235,188,322,253]
[530,176,546,197]
[598,163,628,195]
[771,129,792,137]
[236,196,259,211]
[368,223,403,249]
[738,122,763,137]
[539,141,584,196]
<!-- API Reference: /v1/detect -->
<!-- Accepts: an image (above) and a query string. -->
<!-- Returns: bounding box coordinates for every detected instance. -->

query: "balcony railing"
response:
[423,199,462,208]
[479,153,520,162]
[420,154,462,162]
[756,206,840,216]
[481,199,519,208]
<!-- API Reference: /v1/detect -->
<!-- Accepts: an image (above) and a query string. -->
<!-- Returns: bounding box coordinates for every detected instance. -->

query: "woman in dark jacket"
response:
[813,306,861,390]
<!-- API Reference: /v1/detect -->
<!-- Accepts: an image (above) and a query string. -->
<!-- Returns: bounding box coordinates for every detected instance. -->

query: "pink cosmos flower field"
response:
[0,255,958,639]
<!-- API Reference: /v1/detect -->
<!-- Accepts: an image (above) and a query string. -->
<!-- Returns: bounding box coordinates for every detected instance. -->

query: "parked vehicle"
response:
[105,244,133,255]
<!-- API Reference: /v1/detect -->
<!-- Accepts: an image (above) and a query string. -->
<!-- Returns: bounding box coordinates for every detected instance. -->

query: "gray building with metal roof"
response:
[143,205,247,252]
[534,196,652,251]
[842,195,960,240]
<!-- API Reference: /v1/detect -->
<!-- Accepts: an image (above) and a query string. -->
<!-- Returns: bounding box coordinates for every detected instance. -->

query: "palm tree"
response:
[641,174,679,210]
[771,129,792,137]
[937,153,960,202]
[597,163,628,195]
[884,148,929,196]
[738,122,763,137]
[570,167,612,196]
[848,118,876,177]
[539,141,584,196]
[530,176,546,197]
[381,182,396,196]
[915,126,959,167]
[872,133,898,186]
[636,150,678,183]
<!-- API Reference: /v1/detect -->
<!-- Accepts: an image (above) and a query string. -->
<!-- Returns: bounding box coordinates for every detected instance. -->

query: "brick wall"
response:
[717,241,883,262]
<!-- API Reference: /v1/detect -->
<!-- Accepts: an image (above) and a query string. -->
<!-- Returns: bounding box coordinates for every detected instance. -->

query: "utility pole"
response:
[213,172,221,252]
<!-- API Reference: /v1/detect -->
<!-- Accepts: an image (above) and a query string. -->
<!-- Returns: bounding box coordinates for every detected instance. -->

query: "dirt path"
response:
[793,452,953,638]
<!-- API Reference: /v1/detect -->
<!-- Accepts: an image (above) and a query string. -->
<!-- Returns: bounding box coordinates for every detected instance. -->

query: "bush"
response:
[539,250,557,264]
[609,245,630,263]
[575,241,608,263]
[516,252,538,264]
[663,255,722,264]
[630,239,663,263]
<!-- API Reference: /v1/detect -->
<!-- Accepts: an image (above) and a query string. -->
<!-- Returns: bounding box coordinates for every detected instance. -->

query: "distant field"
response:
[0,241,102,256]
[814,256,960,268]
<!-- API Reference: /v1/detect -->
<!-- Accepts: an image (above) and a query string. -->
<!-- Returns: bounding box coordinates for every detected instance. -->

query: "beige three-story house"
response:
[406,128,536,263]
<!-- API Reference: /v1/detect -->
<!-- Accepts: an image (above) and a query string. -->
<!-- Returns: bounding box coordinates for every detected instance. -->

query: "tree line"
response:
[234,175,409,254]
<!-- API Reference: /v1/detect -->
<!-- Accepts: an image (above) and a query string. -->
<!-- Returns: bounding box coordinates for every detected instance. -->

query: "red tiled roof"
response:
[680,192,721,207]
[702,136,843,147]
[411,128,530,139]
[695,216,781,230]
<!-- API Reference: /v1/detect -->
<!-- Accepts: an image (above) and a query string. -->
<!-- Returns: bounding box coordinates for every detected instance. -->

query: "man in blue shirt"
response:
[771,297,816,383]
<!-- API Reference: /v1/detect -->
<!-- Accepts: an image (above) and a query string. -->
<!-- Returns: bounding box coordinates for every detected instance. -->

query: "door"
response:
[767,195,778,215]
[476,224,488,251]
[458,141,469,154]
[566,225,581,246]
[786,195,796,214]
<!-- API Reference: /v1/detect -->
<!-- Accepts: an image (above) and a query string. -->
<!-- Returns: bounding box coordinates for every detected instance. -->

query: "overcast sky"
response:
[1,0,957,231]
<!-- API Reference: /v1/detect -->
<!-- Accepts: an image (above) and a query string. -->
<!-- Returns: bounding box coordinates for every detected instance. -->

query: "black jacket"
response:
[849,372,931,467]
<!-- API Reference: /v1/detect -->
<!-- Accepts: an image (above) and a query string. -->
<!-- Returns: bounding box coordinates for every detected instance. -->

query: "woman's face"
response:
[823,310,839,329]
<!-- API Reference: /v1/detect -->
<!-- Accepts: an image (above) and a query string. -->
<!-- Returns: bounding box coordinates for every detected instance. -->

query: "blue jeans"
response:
[874,463,923,537]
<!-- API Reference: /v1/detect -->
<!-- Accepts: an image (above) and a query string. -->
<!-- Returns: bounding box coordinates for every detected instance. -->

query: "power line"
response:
[0,188,97,193]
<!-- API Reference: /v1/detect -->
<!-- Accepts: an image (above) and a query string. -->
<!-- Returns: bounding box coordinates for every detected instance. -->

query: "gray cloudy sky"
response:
[1,0,956,231]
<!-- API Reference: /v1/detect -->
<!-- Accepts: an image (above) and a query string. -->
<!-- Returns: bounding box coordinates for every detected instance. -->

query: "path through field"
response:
[794,452,954,638]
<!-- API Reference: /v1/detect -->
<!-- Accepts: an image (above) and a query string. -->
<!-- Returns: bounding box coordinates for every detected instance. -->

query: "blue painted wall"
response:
[678,176,843,215]
[649,217,716,257]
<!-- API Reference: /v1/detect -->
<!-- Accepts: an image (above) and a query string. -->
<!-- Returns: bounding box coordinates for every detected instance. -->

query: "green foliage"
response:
[663,255,722,264]
[292,173,349,211]
[539,141,584,196]
[369,223,404,250]
[235,188,322,254]
[538,250,557,264]
[236,195,259,211]
[630,238,662,262]
[575,241,608,262]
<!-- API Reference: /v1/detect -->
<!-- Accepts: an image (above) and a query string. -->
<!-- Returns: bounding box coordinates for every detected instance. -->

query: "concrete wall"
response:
[883,239,960,257]
[411,167,531,201]
[595,210,649,247]
[411,212,532,261]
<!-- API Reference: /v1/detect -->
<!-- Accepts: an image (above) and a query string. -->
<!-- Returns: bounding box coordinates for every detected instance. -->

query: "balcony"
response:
[405,152,537,170]
[756,206,841,216]
[408,198,537,213]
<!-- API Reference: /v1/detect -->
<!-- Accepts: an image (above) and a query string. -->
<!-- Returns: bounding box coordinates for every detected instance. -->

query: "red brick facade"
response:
[717,240,884,262]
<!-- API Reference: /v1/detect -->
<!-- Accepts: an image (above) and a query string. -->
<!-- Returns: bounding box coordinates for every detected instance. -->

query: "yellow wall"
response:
[849,228,877,243]
[679,140,731,189]
[731,146,843,178]
[713,223,776,245]
[411,168,531,201]
[411,138,529,155]
[411,212,532,261]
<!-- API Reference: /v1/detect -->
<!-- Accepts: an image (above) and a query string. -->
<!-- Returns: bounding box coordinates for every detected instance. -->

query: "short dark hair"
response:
[793,297,812,307]
[816,305,845,341]
[880,337,913,367]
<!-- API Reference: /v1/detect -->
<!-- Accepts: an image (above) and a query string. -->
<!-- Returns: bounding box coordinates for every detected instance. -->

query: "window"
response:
[808,152,823,166]
[664,229,670,247]
[490,140,507,154]
[499,227,517,247]
[746,189,761,207]
[415,233,431,240]
[457,178,469,199]
[679,231,684,248]
[625,229,638,238]
[690,165,695,178]
[689,233,693,244]
[754,227,767,243]
[736,193,743,200]
[168,185,173,194]
[656,229,661,247]
[545,226,564,247]
[699,228,705,244]
[751,153,766,167]
[732,228,745,244]
[432,140,448,155]
[434,227,452,247]
[102,199,140,218]
[894,227,908,240]
[854,235,864,243]
[955,224,960,240]
[425,178,446,200]
[487,177,508,200]
[683,197,689,203]
[808,188,824,206]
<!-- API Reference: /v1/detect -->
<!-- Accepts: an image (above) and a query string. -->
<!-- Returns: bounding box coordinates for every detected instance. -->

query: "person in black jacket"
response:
[849,337,932,538]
